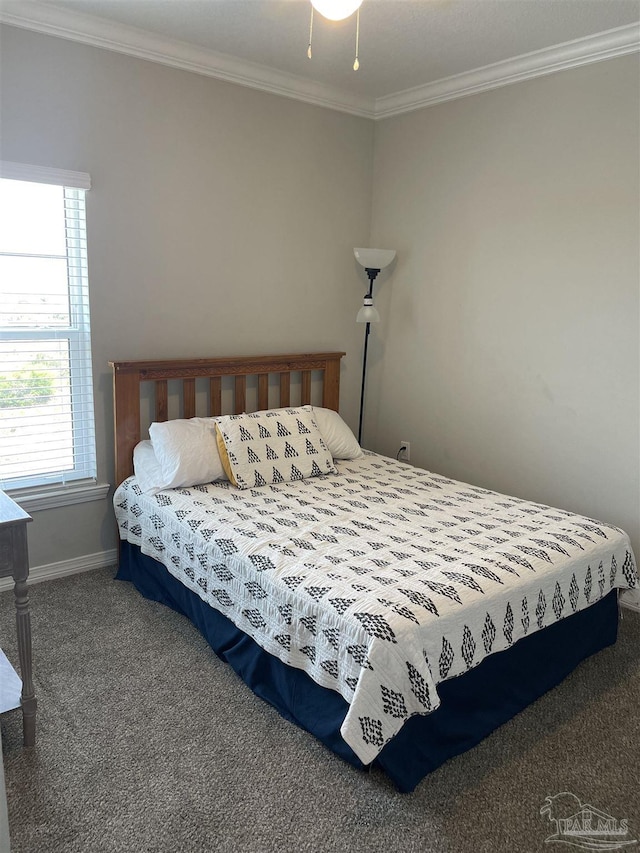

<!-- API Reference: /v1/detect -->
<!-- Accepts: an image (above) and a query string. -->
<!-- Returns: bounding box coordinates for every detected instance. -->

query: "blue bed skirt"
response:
[116,541,618,792]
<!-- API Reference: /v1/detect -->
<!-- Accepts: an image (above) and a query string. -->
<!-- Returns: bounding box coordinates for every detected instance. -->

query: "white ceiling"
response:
[2,0,639,117]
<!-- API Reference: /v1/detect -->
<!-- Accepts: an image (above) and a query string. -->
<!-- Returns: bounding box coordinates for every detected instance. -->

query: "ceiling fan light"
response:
[310,0,363,22]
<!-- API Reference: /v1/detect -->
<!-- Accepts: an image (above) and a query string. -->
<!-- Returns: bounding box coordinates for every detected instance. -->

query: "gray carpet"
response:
[1,568,639,853]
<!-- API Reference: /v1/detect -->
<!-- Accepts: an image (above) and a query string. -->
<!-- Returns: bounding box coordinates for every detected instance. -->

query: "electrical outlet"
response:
[398,441,410,462]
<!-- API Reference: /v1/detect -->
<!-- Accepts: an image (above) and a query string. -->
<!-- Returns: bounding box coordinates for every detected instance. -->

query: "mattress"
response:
[113,452,638,765]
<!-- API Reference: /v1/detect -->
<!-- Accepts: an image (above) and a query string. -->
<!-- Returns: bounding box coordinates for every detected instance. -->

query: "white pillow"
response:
[147,417,227,490]
[312,407,363,460]
[133,440,166,495]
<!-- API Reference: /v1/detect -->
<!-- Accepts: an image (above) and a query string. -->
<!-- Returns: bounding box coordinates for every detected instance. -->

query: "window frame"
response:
[0,161,100,499]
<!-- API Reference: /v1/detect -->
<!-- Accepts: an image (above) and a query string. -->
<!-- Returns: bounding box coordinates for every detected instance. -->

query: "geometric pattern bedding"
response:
[215,407,336,489]
[113,452,638,765]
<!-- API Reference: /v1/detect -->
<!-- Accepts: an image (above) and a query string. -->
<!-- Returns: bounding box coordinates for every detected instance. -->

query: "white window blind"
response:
[0,162,97,492]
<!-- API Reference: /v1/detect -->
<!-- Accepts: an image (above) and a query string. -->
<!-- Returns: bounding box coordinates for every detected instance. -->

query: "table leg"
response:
[12,526,36,748]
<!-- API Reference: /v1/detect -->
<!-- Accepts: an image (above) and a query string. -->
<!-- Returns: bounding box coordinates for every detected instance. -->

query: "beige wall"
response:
[369,55,640,557]
[0,25,374,566]
[2,25,638,568]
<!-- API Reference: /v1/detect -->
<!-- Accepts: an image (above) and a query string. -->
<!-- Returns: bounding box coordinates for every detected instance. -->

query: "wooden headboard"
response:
[109,352,346,487]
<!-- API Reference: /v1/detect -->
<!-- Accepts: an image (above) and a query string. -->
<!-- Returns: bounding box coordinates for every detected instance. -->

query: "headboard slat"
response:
[258,374,269,411]
[155,380,168,422]
[183,378,196,418]
[235,375,246,414]
[110,352,345,486]
[209,377,222,416]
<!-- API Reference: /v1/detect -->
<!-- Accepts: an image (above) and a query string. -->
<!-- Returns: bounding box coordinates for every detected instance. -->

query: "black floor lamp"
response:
[354,248,396,445]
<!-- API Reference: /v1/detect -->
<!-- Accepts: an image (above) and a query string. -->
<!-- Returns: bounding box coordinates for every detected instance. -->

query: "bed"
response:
[110,352,639,792]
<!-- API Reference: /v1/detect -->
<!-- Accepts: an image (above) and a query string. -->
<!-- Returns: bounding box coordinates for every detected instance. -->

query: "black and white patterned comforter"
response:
[113,453,638,764]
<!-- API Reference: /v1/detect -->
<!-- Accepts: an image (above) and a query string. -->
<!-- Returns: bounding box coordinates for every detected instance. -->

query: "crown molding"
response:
[0,1,377,119]
[0,3,637,121]
[375,22,640,119]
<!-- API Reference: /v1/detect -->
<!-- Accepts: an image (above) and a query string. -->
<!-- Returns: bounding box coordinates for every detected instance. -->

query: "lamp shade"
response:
[354,248,396,270]
[311,0,363,21]
[356,297,380,324]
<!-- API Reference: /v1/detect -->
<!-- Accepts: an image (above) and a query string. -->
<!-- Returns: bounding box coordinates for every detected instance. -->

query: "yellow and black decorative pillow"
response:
[215,406,337,490]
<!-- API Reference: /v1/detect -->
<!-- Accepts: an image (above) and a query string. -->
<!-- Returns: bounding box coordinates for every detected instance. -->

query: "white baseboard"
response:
[0,548,118,594]
[620,588,640,613]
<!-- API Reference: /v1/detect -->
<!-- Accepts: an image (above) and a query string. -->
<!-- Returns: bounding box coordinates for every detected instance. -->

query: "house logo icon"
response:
[541,792,637,850]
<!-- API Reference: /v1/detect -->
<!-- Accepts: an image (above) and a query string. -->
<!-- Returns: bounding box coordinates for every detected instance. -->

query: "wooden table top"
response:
[0,491,32,528]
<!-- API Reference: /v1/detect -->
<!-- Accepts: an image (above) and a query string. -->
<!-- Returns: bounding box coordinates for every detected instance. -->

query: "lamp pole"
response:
[358,268,379,445]
[358,318,370,445]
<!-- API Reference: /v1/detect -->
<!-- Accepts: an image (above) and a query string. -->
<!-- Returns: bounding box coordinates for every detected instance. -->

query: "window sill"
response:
[7,482,111,513]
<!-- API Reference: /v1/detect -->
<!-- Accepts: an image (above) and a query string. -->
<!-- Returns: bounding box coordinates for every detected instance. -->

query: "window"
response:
[0,162,97,493]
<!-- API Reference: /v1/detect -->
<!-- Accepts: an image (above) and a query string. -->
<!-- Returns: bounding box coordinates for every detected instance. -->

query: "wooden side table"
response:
[0,491,36,747]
